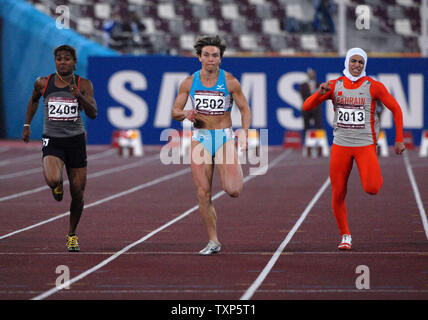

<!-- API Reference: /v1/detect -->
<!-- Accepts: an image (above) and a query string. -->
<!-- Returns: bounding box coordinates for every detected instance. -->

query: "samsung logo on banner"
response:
[104,70,424,130]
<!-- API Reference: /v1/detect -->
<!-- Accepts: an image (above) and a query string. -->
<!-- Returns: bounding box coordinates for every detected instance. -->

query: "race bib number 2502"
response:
[194,90,226,115]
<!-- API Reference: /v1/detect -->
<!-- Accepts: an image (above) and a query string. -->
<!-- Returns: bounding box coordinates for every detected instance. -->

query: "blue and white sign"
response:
[87,56,427,145]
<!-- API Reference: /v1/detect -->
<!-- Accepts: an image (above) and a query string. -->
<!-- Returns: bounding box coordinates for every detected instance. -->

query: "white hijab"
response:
[343,48,367,82]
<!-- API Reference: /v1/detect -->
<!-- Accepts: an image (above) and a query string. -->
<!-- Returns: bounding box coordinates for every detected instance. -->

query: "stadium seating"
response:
[26,0,422,55]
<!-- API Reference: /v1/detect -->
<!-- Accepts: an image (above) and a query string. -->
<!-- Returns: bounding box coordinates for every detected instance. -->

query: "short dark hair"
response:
[194,35,227,58]
[54,45,77,62]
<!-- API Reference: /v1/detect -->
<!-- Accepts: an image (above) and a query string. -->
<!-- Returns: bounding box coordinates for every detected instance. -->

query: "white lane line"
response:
[0,148,117,180]
[0,185,49,202]
[31,150,292,300]
[23,289,428,295]
[0,167,190,240]
[403,151,428,240]
[1,251,425,256]
[0,167,42,180]
[7,288,428,297]
[240,177,331,300]
[0,153,40,167]
[0,147,11,154]
[0,153,159,202]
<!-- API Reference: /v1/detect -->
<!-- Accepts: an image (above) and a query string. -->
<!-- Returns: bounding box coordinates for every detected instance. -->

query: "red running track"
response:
[0,140,427,302]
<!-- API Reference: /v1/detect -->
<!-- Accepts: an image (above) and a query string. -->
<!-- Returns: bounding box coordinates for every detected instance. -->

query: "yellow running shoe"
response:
[66,234,80,252]
[52,181,64,202]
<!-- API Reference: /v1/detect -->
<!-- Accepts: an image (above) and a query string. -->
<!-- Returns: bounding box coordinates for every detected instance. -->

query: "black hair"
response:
[194,35,227,58]
[54,45,77,62]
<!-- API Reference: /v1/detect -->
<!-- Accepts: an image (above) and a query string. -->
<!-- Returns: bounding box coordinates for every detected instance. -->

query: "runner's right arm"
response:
[302,80,335,111]
[172,76,197,122]
[22,77,46,143]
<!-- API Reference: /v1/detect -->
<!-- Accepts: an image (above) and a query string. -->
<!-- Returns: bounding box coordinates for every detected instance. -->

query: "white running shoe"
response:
[199,240,221,255]
[338,234,352,250]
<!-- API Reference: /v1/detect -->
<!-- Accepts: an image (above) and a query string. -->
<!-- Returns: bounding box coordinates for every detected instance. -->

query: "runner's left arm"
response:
[70,78,97,119]
[228,75,251,149]
[371,81,405,154]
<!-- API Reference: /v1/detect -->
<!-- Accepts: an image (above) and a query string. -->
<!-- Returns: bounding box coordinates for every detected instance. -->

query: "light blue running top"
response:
[189,69,233,115]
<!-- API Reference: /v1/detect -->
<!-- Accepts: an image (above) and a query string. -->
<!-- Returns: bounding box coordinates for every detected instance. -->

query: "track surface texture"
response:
[0,140,427,303]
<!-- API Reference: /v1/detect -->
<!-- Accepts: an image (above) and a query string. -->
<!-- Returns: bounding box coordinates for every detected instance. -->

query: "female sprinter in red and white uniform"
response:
[303,48,405,250]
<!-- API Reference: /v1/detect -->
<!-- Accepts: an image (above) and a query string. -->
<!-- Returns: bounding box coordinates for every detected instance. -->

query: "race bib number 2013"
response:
[337,106,365,129]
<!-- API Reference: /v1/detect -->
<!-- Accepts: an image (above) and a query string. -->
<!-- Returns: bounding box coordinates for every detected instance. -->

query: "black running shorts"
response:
[42,133,87,168]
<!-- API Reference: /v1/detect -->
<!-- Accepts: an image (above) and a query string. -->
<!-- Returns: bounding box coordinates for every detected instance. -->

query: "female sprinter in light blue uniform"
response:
[189,69,235,155]
[172,35,251,255]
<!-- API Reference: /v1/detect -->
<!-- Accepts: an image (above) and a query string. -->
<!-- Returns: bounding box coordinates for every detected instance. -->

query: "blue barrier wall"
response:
[87,56,428,146]
[0,0,117,140]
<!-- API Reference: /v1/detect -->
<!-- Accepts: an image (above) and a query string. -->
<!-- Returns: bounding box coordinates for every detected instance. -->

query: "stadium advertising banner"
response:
[87,56,427,146]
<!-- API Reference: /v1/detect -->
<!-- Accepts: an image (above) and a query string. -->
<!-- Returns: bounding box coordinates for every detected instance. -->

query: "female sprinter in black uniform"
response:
[22,45,97,252]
